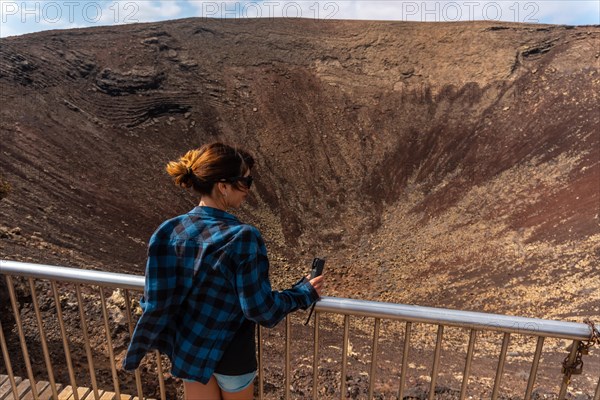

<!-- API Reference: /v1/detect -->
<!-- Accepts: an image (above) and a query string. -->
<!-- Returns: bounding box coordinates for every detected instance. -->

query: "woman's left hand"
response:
[306,274,324,297]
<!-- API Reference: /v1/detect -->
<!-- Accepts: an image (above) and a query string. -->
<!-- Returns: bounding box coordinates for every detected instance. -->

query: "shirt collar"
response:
[189,206,240,222]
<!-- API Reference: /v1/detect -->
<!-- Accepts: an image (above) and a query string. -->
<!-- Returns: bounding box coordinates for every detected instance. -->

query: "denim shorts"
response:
[213,371,257,392]
[184,370,257,393]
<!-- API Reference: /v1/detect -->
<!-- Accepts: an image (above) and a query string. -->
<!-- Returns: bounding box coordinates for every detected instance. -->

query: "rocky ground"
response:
[0,18,599,399]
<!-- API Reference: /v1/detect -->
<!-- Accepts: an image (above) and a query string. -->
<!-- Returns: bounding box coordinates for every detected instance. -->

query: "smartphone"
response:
[310,258,326,279]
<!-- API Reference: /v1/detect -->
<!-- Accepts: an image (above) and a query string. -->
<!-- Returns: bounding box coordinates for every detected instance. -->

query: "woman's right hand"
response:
[307,274,324,297]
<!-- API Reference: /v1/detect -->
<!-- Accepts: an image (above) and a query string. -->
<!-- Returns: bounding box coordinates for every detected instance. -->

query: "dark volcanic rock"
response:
[95,67,165,95]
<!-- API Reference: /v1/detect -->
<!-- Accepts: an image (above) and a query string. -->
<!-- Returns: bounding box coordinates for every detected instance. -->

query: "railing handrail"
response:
[317,297,592,340]
[1,259,593,341]
[0,259,144,290]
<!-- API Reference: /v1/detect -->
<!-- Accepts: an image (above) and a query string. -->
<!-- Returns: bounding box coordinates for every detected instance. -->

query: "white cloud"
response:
[132,1,185,23]
[186,0,252,18]
[0,1,188,37]
[0,0,597,37]
[181,1,599,23]
[0,22,17,37]
[533,1,600,25]
[331,1,600,24]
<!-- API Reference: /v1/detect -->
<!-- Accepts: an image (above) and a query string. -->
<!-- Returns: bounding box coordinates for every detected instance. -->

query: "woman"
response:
[123,142,323,400]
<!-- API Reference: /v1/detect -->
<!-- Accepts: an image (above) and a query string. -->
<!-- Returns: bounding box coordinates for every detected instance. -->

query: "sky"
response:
[0,0,599,38]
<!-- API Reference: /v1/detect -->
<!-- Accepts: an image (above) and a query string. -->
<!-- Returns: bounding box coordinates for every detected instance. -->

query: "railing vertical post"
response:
[368,318,381,399]
[50,280,79,400]
[0,319,19,399]
[285,314,291,400]
[428,325,444,400]
[6,275,39,400]
[558,340,580,400]
[524,336,545,400]
[258,325,264,400]
[313,312,320,400]
[398,322,412,400]
[74,284,100,400]
[340,315,350,399]
[123,289,144,400]
[28,278,59,400]
[154,350,166,400]
[459,329,477,400]
[99,287,120,399]
[491,333,511,400]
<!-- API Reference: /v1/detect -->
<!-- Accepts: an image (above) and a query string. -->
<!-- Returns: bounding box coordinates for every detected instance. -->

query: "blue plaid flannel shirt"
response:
[122,206,319,383]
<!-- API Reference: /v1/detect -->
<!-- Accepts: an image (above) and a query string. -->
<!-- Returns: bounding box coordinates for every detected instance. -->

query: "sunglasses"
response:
[218,176,253,189]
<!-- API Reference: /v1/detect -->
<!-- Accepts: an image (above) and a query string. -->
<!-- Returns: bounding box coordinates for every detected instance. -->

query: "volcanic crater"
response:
[0,18,599,399]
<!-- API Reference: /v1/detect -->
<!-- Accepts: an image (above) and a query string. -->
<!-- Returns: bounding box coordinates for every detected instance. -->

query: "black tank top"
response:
[215,318,257,375]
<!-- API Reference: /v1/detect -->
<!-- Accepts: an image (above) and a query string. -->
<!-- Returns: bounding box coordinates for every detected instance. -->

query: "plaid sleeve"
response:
[234,226,319,328]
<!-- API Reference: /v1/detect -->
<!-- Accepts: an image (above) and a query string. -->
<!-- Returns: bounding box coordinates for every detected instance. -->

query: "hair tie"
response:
[186,167,193,176]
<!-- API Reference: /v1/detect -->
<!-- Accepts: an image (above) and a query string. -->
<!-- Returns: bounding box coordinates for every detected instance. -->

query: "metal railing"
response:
[1,259,598,400]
